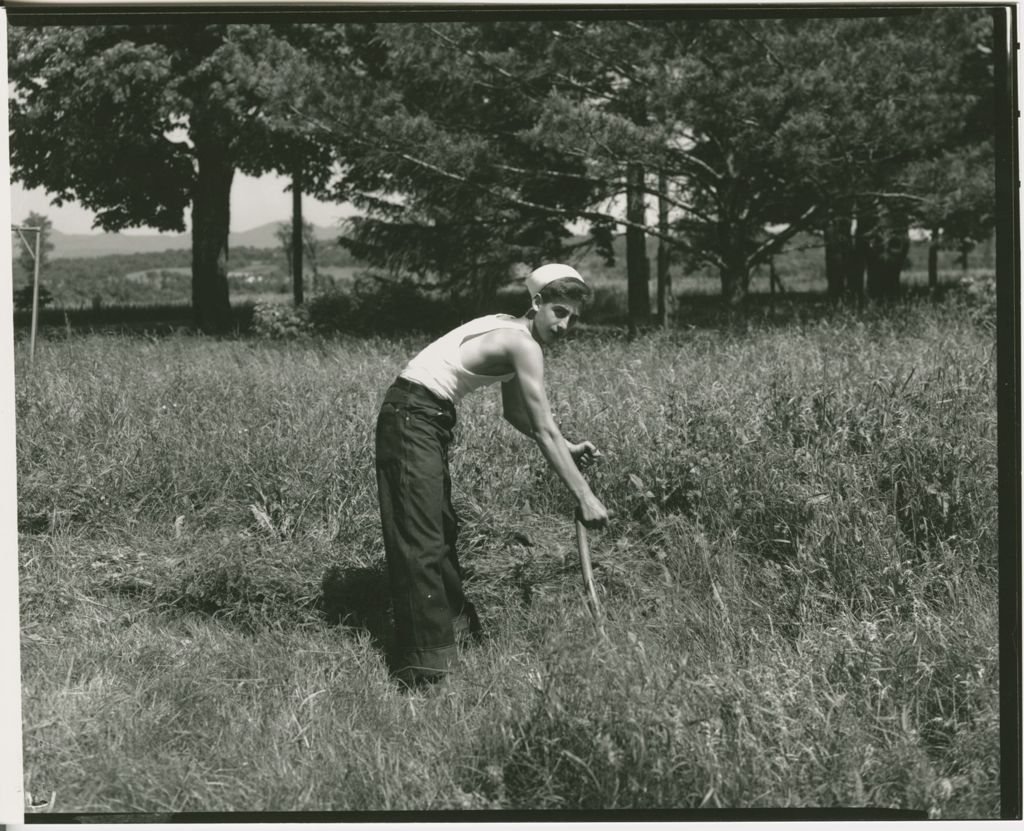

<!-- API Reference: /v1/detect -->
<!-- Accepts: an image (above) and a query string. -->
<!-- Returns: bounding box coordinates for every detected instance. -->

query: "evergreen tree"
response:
[8,23,341,332]
[13,212,53,283]
[297,14,993,309]
[279,23,613,312]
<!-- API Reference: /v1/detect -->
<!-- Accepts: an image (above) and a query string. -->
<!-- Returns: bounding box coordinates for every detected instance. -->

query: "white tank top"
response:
[399,314,529,404]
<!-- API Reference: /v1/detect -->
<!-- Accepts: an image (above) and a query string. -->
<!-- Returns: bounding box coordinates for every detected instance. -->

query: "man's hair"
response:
[538,276,592,305]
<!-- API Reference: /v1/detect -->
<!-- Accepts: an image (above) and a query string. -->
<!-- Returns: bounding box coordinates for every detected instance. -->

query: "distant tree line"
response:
[10,240,362,309]
[9,10,996,332]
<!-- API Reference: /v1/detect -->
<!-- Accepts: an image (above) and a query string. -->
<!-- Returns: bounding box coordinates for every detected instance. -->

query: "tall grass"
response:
[16,298,999,816]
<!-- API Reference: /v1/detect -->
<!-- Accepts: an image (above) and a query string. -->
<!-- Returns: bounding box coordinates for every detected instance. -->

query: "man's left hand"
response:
[568,440,602,469]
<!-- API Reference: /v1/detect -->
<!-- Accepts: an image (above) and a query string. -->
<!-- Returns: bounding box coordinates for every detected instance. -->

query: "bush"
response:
[13,283,54,312]
[254,271,451,338]
[250,302,313,339]
[306,272,462,336]
[950,272,997,328]
[955,273,996,307]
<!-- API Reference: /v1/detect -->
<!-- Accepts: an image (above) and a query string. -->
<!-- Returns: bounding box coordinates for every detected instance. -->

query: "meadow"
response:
[15,290,999,816]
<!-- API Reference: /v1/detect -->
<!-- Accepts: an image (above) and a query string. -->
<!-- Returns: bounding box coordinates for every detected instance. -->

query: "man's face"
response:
[531,298,582,345]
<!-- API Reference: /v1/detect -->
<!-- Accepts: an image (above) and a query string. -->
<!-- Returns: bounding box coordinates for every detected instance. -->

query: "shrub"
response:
[13,283,54,312]
[251,301,313,339]
[955,273,996,308]
[306,272,462,336]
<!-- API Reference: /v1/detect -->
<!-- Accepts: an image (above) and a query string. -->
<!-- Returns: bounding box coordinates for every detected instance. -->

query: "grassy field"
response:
[15,295,999,816]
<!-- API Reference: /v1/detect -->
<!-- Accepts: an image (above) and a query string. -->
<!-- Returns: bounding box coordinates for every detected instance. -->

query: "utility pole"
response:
[292,167,304,306]
[12,225,42,365]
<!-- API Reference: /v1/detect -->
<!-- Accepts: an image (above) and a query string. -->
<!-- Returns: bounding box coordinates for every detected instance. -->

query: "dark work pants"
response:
[375,378,478,681]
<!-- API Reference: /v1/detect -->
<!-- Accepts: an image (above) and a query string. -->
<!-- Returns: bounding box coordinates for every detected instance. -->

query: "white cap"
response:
[525,263,586,298]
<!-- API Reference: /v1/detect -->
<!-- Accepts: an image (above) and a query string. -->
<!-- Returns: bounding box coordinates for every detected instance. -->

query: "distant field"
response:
[575,234,992,297]
[10,242,360,309]
[123,267,192,283]
[11,232,994,313]
[316,265,362,289]
[16,297,998,815]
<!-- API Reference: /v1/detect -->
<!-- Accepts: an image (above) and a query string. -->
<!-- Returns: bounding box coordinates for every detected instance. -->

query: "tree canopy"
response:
[13,212,54,282]
[288,10,994,314]
[8,23,342,331]
[9,11,997,325]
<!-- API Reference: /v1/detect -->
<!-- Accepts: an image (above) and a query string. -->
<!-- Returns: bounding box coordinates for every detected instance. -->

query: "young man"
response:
[375,263,610,687]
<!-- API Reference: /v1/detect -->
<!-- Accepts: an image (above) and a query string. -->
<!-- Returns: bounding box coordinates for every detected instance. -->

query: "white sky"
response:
[9,171,354,235]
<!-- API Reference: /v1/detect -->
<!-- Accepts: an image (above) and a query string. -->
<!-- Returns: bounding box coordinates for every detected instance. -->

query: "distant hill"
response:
[50,221,346,259]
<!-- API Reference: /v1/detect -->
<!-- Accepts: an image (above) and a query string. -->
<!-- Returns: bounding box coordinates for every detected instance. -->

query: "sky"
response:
[9,171,356,235]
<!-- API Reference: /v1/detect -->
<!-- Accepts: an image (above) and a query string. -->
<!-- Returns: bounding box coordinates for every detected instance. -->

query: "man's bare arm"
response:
[504,377,600,467]
[503,333,607,525]
[501,378,533,436]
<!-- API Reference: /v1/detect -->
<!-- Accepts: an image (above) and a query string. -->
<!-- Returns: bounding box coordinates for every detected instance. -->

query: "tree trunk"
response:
[292,169,304,306]
[719,251,749,305]
[768,257,785,294]
[824,214,852,301]
[844,206,868,305]
[876,230,909,299]
[928,228,940,290]
[191,130,234,334]
[824,209,868,304]
[308,245,320,294]
[864,205,909,301]
[656,170,671,327]
[959,240,971,273]
[716,218,750,305]
[626,162,650,331]
[846,246,866,304]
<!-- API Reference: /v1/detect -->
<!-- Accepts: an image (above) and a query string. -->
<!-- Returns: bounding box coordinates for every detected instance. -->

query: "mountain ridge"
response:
[49,221,345,259]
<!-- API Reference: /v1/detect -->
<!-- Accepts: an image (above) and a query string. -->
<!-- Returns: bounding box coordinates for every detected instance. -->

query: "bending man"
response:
[374,263,609,687]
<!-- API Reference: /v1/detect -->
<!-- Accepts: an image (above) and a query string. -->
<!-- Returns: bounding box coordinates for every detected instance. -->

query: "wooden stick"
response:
[575,514,610,641]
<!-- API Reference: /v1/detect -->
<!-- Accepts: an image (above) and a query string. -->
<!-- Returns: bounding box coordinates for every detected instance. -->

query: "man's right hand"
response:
[577,494,610,529]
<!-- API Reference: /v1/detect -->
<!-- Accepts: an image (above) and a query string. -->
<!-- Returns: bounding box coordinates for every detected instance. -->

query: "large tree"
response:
[8,23,340,332]
[275,217,321,296]
[110,11,989,323]
[297,15,990,311]
[899,11,996,290]
[554,12,992,304]
[13,211,53,282]
[797,11,994,301]
[282,22,601,313]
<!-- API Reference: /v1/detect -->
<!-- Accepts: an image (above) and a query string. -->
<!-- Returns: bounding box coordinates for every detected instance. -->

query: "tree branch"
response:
[736,21,789,71]
[745,204,818,266]
[637,183,716,225]
[494,162,612,186]
[663,145,723,185]
[289,104,695,253]
[564,21,648,90]
[855,191,928,202]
